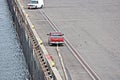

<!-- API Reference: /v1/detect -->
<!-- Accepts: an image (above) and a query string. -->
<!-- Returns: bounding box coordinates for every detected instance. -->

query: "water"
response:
[0,0,29,80]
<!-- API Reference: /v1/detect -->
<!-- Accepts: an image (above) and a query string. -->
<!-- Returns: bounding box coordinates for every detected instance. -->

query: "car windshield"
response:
[31,1,38,4]
[51,36,62,38]
[51,34,62,36]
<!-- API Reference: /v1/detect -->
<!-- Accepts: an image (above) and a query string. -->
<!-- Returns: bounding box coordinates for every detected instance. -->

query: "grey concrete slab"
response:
[43,0,120,80]
[20,0,120,80]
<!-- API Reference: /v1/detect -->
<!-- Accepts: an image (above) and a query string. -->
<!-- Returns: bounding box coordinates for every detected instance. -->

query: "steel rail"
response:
[39,9,101,80]
[56,45,68,80]
[40,10,69,80]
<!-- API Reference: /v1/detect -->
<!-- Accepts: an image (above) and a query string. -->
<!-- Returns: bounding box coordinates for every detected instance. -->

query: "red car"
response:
[47,32,64,46]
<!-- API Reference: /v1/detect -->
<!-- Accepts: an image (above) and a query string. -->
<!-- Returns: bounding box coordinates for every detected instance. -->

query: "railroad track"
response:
[39,9,101,80]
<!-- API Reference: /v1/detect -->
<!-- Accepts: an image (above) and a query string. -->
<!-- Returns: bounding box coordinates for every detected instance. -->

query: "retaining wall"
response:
[7,0,45,80]
[7,0,62,80]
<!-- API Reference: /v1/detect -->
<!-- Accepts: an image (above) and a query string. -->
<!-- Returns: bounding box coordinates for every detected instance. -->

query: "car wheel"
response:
[40,5,43,8]
[48,43,52,46]
[35,6,37,9]
[48,40,51,46]
[61,43,64,46]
